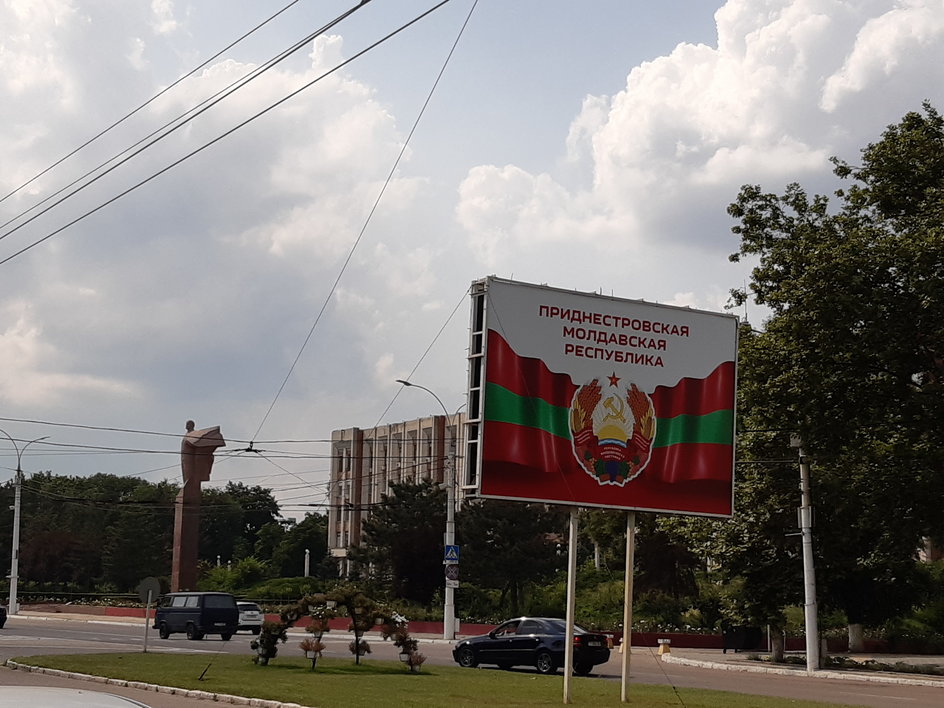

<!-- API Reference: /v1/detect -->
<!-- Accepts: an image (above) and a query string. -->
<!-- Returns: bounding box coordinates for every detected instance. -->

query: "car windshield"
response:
[239,603,260,611]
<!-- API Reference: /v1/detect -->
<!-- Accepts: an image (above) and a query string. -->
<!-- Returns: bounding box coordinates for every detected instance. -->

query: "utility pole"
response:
[791,434,820,672]
[0,429,48,615]
[443,447,456,640]
[396,379,458,640]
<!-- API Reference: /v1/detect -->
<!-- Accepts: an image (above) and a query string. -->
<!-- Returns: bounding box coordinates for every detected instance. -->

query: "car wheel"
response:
[252,627,261,635]
[220,632,233,641]
[456,647,478,668]
[535,650,557,675]
[158,623,170,640]
[574,661,594,676]
[186,623,204,640]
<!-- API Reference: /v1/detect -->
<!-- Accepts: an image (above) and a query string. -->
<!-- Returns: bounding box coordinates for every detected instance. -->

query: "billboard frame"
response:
[463,276,738,518]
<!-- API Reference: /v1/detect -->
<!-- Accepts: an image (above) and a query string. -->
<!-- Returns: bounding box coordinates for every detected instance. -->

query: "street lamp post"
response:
[0,429,48,615]
[396,379,457,641]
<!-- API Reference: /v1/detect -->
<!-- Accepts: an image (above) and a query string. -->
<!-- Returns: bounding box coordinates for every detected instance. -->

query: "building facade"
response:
[327,413,466,572]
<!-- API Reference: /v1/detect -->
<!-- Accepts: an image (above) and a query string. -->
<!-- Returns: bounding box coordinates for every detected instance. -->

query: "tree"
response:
[457,500,567,616]
[728,103,944,647]
[269,513,330,578]
[101,480,177,590]
[633,513,699,601]
[350,481,446,604]
[581,509,626,571]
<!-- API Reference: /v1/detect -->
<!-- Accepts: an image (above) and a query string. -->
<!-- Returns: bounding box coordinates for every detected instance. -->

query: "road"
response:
[1,615,943,707]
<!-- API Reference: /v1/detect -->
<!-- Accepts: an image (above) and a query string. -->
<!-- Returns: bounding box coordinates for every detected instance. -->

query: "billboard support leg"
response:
[563,508,578,704]
[621,511,636,702]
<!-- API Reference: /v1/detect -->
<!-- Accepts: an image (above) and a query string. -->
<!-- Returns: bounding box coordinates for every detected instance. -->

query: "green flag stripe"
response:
[485,382,733,446]
[485,382,571,440]
[652,409,733,447]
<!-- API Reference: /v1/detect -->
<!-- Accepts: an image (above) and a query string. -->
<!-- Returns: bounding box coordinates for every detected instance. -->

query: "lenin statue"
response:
[171,421,225,591]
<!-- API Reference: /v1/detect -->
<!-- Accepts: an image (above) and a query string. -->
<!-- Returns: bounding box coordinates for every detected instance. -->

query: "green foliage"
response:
[580,509,627,570]
[350,481,446,604]
[574,578,626,631]
[457,500,567,616]
[725,103,944,630]
[197,557,268,593]
[633,514,699,600]
[245,576,326,603]
[200,482,281,562]
[250,620,288,665]
[268,513,330,578]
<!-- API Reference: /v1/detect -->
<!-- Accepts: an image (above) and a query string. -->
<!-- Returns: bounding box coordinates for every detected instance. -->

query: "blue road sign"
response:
[444,545,460,563]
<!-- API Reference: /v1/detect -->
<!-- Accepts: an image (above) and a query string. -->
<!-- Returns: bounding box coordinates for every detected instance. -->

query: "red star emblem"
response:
[608,372,620,387]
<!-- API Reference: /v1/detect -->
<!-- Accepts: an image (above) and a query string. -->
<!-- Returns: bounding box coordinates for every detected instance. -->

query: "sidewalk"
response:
[662,645,944,688]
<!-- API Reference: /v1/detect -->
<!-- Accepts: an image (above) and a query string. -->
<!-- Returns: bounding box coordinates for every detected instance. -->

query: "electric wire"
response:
[250,0,470,442]
[0,0,305,208]
[1,0,475,508]
[0,0,450,267]
[0,415,333,445]
[0,0,373,247]
[371,284,470,429]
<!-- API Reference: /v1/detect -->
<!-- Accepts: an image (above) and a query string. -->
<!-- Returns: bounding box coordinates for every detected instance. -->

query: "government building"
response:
[327,412,467,573]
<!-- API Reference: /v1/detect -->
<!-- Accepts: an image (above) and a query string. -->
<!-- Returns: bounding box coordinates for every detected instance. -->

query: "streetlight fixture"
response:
[0,428,48,615]
[396,379,457,641]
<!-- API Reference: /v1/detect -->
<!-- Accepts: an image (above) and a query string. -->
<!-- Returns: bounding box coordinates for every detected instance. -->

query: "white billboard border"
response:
[464,275,739,519]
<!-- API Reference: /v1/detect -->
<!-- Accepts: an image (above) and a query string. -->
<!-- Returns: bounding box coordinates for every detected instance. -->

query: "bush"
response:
[246,577,326,603]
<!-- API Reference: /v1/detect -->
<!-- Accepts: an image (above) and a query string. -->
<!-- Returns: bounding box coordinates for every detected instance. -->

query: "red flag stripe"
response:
[486,330,576,406]
[650,361,735,418]
[487,329,734,417]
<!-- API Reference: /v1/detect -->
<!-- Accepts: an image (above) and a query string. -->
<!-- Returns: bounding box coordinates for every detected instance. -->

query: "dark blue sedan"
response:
[452,617,610,675]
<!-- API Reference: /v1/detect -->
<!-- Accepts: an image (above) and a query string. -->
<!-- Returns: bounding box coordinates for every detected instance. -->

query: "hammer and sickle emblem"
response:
[602,395,626,423]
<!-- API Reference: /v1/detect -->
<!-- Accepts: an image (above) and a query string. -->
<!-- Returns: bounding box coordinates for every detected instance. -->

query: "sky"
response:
[1,0,943,520]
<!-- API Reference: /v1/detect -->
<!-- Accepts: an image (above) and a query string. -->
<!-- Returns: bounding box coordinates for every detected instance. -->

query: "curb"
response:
[662,654,944,688]
[4,660,313,708]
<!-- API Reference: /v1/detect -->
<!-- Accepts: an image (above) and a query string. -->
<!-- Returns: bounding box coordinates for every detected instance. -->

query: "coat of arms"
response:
[569,372,655,486]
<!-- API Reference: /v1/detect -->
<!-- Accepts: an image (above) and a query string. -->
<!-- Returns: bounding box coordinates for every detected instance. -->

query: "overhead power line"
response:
[0,0,452,268]
[0,0,305,209]
[251,0,475,442]
[0,0,376,251]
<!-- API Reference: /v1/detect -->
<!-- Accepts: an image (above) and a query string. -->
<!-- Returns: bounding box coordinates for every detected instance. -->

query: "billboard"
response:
[464,277,738,517]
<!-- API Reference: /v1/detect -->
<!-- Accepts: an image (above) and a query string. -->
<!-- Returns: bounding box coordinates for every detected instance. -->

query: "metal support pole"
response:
[444,451,456,640]
[798,445,820,672]
[563,508,578,704]
[791,435,820,673]
[395,379,457,641]
[1,430,47,616]
[304,548,310,578]
[9,471,22,615]
[621,511,636,702]
[143,589,153,653]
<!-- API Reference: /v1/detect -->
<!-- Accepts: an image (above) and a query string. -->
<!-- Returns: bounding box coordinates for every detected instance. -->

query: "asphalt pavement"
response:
[4,609,944,706]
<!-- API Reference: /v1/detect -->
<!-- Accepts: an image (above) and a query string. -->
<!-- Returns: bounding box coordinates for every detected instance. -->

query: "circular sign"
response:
[444,564,459,581]
[137,576,162,604]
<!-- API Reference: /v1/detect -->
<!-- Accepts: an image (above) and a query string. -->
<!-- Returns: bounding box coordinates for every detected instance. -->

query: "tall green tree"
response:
[457,500,567,616]
[350,481,446,604]
[728,103,944,645]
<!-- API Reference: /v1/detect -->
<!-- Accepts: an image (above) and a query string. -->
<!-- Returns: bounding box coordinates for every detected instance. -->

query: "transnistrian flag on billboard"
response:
[473,278,738,517]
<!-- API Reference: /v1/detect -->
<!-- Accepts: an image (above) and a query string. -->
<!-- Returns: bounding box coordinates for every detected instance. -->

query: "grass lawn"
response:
[12,653,857,707]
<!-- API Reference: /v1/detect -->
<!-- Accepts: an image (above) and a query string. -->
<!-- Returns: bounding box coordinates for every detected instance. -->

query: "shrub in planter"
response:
[349,639,371,657]
[250,620,288,665]
[299,637,326,669]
